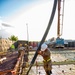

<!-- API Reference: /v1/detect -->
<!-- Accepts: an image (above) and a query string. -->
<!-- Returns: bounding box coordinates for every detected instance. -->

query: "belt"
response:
[43,58,51,63]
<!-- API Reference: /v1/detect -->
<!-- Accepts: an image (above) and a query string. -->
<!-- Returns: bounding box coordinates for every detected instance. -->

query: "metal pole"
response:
[26,23,29,45]
[26,23,29,56]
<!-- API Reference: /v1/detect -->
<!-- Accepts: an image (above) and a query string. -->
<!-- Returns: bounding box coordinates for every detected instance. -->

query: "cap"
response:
[41,43,48,51]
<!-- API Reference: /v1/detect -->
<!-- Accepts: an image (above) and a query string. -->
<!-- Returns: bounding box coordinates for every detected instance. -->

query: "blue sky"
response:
[0,0,36,17]
[0,0,75,41]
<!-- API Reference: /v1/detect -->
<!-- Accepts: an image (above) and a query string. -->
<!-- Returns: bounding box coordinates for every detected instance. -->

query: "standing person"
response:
[24,44,29,55]
[38,43,52,75]
[18,44,24,57]
[10,44,15,52]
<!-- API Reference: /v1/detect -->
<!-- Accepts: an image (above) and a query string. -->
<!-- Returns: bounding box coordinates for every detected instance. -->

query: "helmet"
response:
[18,44,22,47]
[25,44,27,46]
[41,43,48,51]
[20,44,22,46]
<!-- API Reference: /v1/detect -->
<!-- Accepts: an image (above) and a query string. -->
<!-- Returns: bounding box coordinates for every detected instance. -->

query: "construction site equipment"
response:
[26,0,57,75]
[55,0,65,48]
[0,49,26,75]
[55,37,64,48]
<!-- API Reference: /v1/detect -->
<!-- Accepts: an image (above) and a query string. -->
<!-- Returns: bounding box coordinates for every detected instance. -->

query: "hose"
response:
[26,0,57,75]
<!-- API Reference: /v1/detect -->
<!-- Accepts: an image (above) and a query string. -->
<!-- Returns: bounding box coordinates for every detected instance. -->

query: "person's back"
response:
[10,44,15,52]
[11,44,15,49]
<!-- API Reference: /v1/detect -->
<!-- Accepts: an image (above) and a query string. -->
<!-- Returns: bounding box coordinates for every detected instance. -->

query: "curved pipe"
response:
[26,0,57,74]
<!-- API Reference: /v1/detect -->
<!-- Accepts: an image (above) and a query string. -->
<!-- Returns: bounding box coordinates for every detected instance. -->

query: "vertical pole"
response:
[57,0,61,38]
[36,61,38,75]
[26,23,29,55]
[26,23,29,45]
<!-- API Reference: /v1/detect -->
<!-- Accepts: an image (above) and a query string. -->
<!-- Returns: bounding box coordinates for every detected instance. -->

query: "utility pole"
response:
[26,23,29,45]
[26,23,29,55]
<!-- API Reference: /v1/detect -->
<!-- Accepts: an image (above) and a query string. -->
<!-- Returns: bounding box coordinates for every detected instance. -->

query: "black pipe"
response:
[26,0,57,75]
